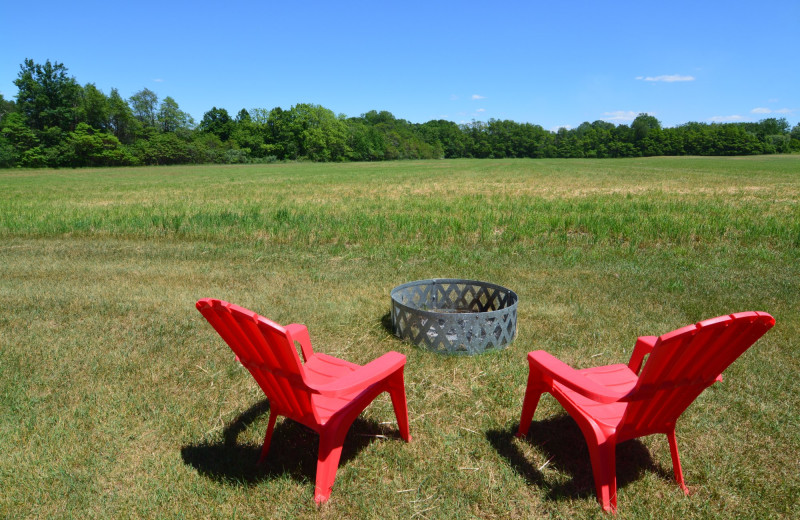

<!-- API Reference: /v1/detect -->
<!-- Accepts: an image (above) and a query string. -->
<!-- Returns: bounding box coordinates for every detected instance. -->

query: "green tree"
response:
[284,104,349,161]
[359,110,436,160]
[362,110,396,126]
[248,108,271,125]
[606,124,637,157]
[0,93,16,123]
[463,120,491,158]
[572,121,616,158]
[199,107,233,141]
[131,131,196,165]
[80,83,110,131]
[157,96,193,133]
[235,108,251,123]
[129,88,159,128]
[0,134,13,167]
[261,107,292,159]
[790,124,800,151]
[188,132,229,164]
[419,120,466,158]
[107,89,139,144]
[0,112,48,166]
[631,113,664,156]
[229,124,259,158]
[346,117,386,161]
[14,58,82,131]
[759,118,791,153]
[631,113,661,140]
[61,122,135,167]
[745,117,790,139]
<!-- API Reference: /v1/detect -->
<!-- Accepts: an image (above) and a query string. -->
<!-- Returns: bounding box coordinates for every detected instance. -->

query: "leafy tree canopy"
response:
[14,59,81,131]
[2,58,799,168]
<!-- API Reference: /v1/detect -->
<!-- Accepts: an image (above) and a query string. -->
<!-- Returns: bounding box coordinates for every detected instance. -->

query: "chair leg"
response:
[388,371,411,442]
[314,427,348,504]
[667,429,688,494]
[258,411,278,465]
[587,439,618,513]
[517,371,545,437]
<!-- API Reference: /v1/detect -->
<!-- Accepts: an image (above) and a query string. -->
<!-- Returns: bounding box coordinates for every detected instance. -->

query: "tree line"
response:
[1,59,799,168]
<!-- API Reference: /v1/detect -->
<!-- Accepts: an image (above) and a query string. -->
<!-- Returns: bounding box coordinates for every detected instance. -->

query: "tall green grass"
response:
[3,158,798,249]
[1,157,798,519]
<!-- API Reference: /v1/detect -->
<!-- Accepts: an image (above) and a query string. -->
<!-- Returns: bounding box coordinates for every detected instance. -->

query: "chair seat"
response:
[305,353,368,423]
[552,363,639,429]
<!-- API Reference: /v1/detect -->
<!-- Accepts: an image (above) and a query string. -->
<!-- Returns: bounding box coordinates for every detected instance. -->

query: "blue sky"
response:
[1,0,798,130]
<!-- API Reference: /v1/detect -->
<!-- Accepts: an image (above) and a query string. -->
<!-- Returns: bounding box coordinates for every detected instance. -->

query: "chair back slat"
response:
[253,317,312,415]
[230,309,308,416]
[196,298,314,420]
[621,312,774,437]
[198,300,267,365]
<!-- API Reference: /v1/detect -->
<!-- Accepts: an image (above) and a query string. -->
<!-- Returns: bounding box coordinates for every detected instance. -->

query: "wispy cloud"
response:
[751,107,794,115]
[450,94,459,101]
[153,78,164,83]
[602,110,637,122]
[475,108,486,113]
[636,74,695,82]
[471,94,486,100]
[710,115,744,122]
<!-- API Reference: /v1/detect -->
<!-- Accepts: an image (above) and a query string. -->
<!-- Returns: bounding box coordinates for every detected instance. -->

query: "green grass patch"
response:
[1,157,799,518]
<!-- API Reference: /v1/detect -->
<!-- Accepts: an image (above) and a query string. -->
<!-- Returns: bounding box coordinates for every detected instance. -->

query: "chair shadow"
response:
[486,414,674,503]
[181,399,395,486]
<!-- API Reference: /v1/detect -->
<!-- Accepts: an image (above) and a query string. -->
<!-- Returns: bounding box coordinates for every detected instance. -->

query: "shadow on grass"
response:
[181,399,394,486]
[486,414,673,503]
[380,312,394,336]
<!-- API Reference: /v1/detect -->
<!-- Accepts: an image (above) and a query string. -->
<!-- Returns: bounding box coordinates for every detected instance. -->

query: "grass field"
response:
[1,157,798,519]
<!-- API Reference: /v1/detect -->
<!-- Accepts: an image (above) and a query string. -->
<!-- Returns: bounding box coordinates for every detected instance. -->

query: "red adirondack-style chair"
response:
[516,311,775,513]
[195,298,411,503]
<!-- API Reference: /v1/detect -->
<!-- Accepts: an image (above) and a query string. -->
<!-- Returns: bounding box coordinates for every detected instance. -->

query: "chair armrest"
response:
[627,335,658,374]
[528,351,627,404]
[285,323,314,362]
[309,351,406,397]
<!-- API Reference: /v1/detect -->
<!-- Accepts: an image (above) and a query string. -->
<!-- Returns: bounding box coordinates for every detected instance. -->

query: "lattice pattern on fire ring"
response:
[391,279,518,355]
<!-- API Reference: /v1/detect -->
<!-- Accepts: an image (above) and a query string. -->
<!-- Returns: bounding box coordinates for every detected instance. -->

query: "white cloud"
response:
[551,125,572,132]
[710,115,744,122]
[752,107,795,115]
[471,94,486,100]
[153,78,164,83]
[636,74,695,82]
[602,110,637,122]
[476,108,486,113]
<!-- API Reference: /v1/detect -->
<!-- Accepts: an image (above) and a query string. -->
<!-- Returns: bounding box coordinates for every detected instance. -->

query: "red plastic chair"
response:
[516,312,775,513]
[196,298,411,503]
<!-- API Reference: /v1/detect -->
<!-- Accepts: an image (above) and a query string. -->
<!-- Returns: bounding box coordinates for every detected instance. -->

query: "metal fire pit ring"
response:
[390,279,518,356]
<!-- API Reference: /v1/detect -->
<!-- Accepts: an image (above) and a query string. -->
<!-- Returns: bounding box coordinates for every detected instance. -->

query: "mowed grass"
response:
[1,156,798,519]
